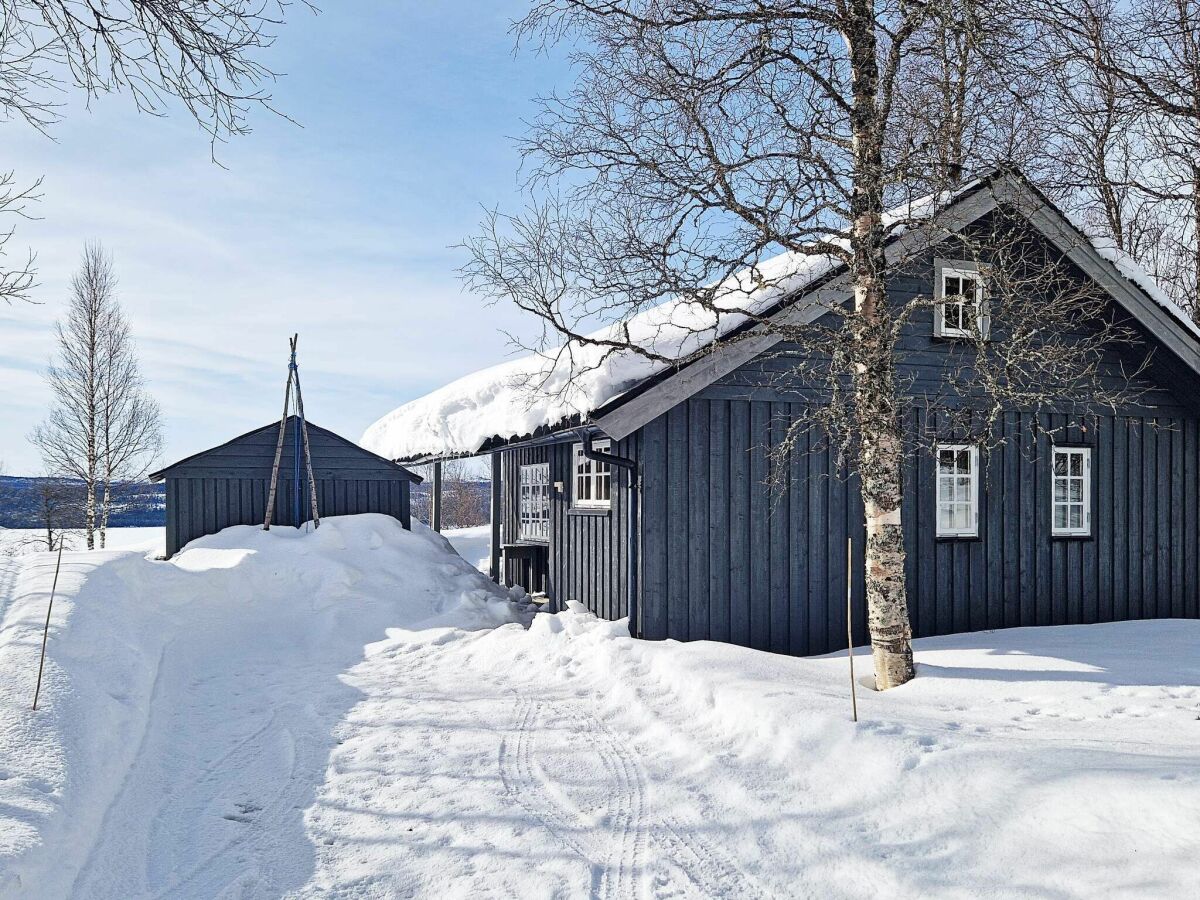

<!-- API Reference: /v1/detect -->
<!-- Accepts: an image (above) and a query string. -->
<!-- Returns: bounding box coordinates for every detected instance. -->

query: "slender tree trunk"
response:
[847,0,916,689]
[1193,166,1200,326]
[100,477,111,549]
[853,329,915,689]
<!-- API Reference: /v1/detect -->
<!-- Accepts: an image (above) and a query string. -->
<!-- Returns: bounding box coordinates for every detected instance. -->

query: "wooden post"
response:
[431,460,443,533]
[489,451,502,583]
[33,542,65,710]
[847,536,858,723]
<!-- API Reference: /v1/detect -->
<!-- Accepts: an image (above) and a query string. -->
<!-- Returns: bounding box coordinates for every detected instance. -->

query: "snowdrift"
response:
[0,515,529,898]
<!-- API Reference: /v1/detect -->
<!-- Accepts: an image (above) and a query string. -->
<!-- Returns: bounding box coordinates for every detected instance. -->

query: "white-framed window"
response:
[936,444,979,537]
[518,462,551,541]
[935,262,987,339]
[1052,447,1092,537]
[572,439,611,509]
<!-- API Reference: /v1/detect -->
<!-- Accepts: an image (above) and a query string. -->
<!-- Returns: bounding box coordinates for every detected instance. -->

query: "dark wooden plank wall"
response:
[166,475,411,555]
[635,214,1200,653]
[638,401,1200,654]
[497,437,635,623]
[162,421,415,556]
[549,437,635,622]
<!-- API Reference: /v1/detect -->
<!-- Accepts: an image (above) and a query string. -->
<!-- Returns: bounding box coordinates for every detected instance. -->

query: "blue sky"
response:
[0,2,568,473]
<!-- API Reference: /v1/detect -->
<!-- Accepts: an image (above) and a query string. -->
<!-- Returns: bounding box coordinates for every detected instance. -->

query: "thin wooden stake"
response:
[32,541,65,711]
[847,536,858,723]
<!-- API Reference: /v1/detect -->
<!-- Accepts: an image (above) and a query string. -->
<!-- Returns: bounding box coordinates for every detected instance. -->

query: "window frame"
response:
[1051,446,1092,538]
[934,260,988,340]
[572,439,612,510]
[935,443,980,539]
[517,462,551,542]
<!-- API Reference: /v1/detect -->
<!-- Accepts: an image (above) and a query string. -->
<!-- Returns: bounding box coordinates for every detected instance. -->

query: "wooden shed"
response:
[150,416,422,556]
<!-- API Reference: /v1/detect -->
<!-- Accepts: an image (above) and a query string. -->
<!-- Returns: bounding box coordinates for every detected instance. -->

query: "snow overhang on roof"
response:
[360,170,1200,463]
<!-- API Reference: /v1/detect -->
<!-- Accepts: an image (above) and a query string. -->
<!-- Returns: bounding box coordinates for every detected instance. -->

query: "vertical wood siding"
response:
[498,437,635,623]
[637,402,1200,655]
[162,420,414,556]
[166,475,412,556]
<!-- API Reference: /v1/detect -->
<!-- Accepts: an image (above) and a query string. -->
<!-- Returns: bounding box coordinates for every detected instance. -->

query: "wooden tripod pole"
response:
[290,351,321,529]
[32,541,65,710]
[847,536,858,723]
[263,335,297,530]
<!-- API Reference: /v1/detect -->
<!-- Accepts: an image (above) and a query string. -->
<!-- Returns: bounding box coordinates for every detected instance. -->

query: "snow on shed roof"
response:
[361,173,1199,462]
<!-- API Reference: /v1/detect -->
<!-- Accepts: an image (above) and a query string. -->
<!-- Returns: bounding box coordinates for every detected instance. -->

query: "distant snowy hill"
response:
[0,476,164,529]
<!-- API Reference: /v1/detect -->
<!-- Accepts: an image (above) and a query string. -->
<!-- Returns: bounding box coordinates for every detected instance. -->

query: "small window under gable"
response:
[935,260,988,339]
[936,444,979,538]
[572,439,611,509]
[1052,447,1092,537]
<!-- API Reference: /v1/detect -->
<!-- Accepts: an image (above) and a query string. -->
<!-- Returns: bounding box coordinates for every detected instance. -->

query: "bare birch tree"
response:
[0,0,308,302]
[464,1,1151,689]
[1043,0,1200,321]
[30,243,161,549]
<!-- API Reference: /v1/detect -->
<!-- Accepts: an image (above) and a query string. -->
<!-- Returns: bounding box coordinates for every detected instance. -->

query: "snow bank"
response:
[0,515,529,898]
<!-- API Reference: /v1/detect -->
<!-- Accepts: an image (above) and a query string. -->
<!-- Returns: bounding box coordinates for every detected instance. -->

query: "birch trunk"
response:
[847,0,916,689]
[853,322,916,690]
[100,477,111,549]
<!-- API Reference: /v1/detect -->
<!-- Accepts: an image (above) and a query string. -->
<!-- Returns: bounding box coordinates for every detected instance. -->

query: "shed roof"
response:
[361,170,1200,462]
[150,416,423,482]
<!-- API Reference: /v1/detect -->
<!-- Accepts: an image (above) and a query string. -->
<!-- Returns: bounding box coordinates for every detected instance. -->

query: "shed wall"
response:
[162,420,413,556]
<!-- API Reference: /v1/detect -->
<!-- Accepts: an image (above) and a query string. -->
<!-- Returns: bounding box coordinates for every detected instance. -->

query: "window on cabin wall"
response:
[1052,447,1092,536]
[518,463,551,541]
[935,261,988,339]
[572,440,611,508]
[936,444,979,537]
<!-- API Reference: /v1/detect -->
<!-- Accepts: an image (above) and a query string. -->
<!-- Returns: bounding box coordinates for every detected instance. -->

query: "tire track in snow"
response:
[499,689,648,898]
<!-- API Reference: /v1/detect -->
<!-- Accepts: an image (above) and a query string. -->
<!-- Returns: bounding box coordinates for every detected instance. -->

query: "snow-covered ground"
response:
[2,515,1199,898]
[0,527,165,556]
[442,524,490,572]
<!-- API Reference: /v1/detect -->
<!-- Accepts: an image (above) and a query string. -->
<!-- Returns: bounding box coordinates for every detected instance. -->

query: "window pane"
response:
[956,449,970,472]
[1069,506,1082,529]
[954,504,970,531]
[1054,453,1067,476]
[937,503,952,531]
[938,478,952,501]
[938,450,954,471]
[1054,480,1066,502]
[1070,453,1082,476]
[1068,480,1082,503]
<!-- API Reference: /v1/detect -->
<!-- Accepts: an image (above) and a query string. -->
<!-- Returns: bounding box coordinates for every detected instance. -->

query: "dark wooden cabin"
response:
[151,416,421,556]
[377,171,1200,655]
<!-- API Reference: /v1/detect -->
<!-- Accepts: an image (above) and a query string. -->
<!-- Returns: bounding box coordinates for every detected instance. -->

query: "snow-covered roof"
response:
[360,247,840,461]
[361,173,1199,461]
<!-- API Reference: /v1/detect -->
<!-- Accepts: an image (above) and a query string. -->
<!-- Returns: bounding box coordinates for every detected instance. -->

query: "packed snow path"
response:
[3,517,1200,898]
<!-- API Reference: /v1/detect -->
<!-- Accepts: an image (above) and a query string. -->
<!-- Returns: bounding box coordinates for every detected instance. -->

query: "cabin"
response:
[151,416,421,556]
[362,170,1200,656]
